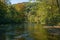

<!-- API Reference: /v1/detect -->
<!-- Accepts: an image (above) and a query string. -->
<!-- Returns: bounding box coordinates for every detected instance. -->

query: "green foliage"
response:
[0,0,60,40]
[30,0,60,26]
[0,1,25,39]
[45,0,60,26]
[0,1,8,24]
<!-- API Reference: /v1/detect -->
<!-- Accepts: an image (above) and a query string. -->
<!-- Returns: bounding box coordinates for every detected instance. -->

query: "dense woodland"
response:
[0,0,60,40]
[0,0,60,25]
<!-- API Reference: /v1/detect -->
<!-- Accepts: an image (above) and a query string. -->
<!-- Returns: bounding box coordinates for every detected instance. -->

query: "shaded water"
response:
[0,23,60,40]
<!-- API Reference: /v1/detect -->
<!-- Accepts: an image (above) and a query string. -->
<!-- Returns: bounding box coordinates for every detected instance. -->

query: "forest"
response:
[0,0,60,40]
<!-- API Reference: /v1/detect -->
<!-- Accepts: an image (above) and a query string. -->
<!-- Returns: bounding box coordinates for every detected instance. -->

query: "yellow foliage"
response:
[14,3,25,12]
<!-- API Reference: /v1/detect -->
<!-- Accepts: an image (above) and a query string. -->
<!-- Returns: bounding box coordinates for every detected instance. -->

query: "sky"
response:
[10,0,29,4]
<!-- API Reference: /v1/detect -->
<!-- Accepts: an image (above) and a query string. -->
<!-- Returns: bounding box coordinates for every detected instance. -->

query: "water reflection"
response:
[0,23,60,40]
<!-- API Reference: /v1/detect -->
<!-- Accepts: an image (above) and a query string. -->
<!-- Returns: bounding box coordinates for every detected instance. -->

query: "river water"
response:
[1,23,60,40]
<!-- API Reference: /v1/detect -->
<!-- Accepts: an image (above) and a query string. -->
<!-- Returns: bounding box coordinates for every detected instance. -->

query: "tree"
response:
[45,0,60,26]
[8,3,26,23]
[26,0,48,40]
[0,1,8,24]
[0,1,8,40]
